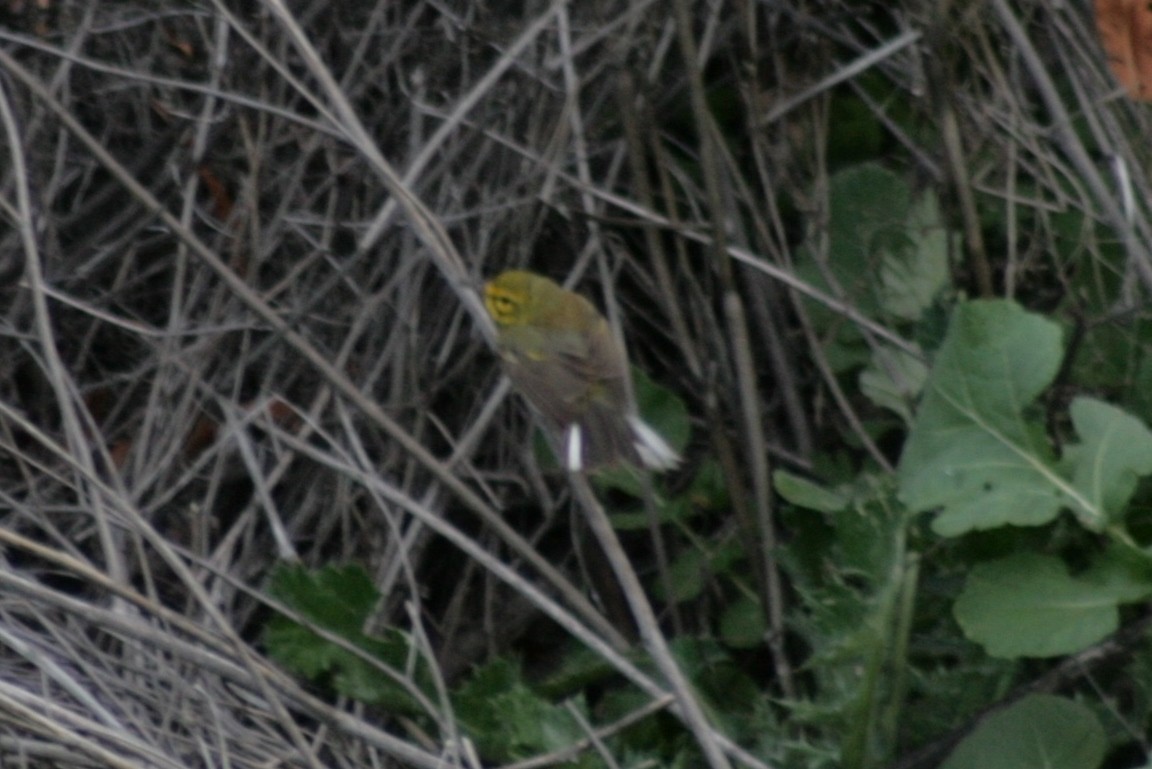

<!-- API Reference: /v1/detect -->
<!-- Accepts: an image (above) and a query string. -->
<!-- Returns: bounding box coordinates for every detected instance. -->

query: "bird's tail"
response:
[625,415,680,470]
[563,406,680,472]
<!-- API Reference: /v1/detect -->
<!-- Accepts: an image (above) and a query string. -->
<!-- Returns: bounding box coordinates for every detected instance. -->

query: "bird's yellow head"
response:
[484,270,543,327]
[484,269,597,331]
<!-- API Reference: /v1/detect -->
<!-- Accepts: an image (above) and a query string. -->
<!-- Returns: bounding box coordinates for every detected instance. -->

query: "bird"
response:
[483,269,680,472]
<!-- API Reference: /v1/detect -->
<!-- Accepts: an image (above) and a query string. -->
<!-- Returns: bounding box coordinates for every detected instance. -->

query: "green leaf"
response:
[719,595,767,648]
[860,344,929,424]
[953,553,1133,658]
[609,496,694,530]
[774,470,850,512]
[538,646,617,699]
[455,659,585,762]
[799,163,953,328]
[827,93,884,163]
[657,548,710,604]
[897,301,1152,536]
[633,366,690,454]
[941,694,1106,769]
[266,562,379,637]
[878,192,952,320]
[1072,320,1152,427]
[897,300,1066,535]
[1080,546,1152,602]
[1061,397,1152,527]
[263,563,432,712]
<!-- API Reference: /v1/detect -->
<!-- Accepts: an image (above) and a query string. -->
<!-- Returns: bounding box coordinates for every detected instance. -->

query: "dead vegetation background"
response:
[0,0,1148,767]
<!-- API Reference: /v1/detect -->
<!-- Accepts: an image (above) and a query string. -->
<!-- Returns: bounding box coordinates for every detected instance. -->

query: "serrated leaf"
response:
[954,553,1132,658]
[941,694,1105,769]
[264,563,431,712]
[878,193,952,319]
[538,647,616,699]
[798,165,902,322]
[263,618,347,680]
[266,562,379,637]
[897,301,1066,535]
[455,659,584,762]
[799,163,952,326]
[831,495,906,580]
[860,345,928,424]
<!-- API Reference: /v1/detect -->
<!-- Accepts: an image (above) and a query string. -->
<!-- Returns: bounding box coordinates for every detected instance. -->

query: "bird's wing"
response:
[499,320,628,427]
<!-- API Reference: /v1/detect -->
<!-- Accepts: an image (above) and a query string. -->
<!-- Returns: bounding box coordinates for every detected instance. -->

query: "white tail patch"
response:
[627,416,680,470]
[565,424,584,472]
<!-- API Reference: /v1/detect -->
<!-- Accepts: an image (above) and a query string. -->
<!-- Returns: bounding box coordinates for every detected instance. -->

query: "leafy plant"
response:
[940,695,1106,769]
[264,563,438,713]
[953,553,1150,658]
[797,162,954,374]
[777,289,1152,765]
[898,300,1152,537]
[774,471,919,768]
[454,658,591,763]
[265,561,775,767]
[893,300,1152,659]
